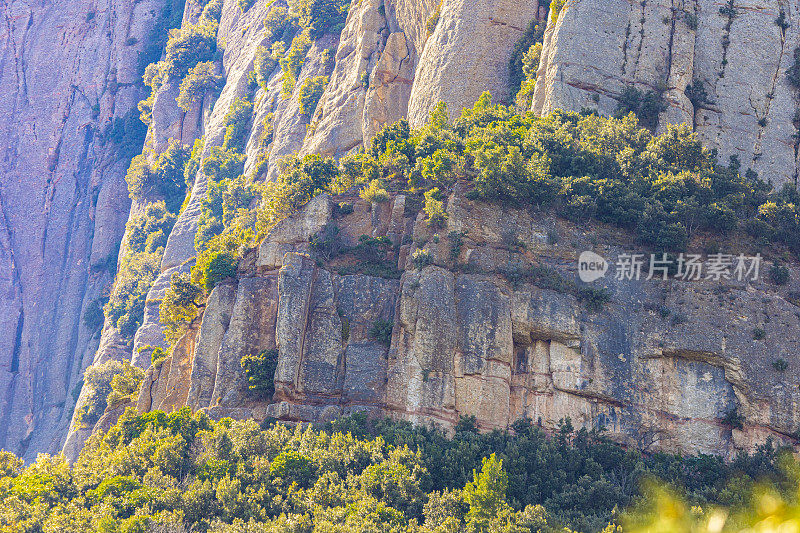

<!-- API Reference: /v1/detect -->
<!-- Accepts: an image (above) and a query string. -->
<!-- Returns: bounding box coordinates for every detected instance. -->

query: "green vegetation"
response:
[359,179,390,203]
[160,272,205,344]
[125,141,190,211]
[258,154,338,232]
[788,47,800,89]
[770,262,790,285]
[411,248,433,270]
[240,349,279,398]
[177,61,222,111]
[426,1,442,36]
[263,94,800,259]
[82,297,107,332]
[109,144,190,340]
[298,75,328,116]
[2,410,795,532]
[510,18,546,110]
[104,250,161,339]
[423,187,447,227]
[370,319,393,346]
[549,0,566,24]
[222,97,255,153]
[615,86,667,130]
[125,202,177,254]
[138,0,222,129]
[291,0,350,39]
[280,29,313,97]
[773,358,789,372]
[74,361,143,428]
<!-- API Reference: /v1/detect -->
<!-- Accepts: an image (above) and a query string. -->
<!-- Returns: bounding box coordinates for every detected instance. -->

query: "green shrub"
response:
[773,358,789,372]
[176,61,222,111]
[426,1,442,36]
[615,86,667,130]
[163,21,218,79]
[298,75,328,116]
[196,174,260,251]
[254,45,278,91]
[509,19,545,98]
[290,0,350,39]
[107,362,146,409]
[160,272,205,344]
[423,187,447,227]
[105,251,161,339]
[238,0,255,12]
[125,202,176,254]
[370,319,393,346]
[257,154,338,232]
[280,29,312,97]
[222,97,254,153]
[753,327,766,340]
[75,360,127,427]
[83,297,107,332]
[270,449,315,488]
[685,79,709,107]
[202,146,246,183]
[125,141,190,211]
[240,349,279,398]
[411,249,433,270]
[310,223,342,261]
[360,179,390,203]
[721,407,745,429]
[549,0,566,23]
[577,287,611,312]
[184,136,205,189]
[788,47,800,89]
[770,262,790,285]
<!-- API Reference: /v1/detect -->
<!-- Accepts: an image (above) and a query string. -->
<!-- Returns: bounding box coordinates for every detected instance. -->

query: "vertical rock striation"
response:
[0,0,170,460]
[533,0,800,186]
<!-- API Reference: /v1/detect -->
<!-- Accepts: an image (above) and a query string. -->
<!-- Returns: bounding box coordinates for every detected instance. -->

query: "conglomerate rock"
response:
[5,0,800,461]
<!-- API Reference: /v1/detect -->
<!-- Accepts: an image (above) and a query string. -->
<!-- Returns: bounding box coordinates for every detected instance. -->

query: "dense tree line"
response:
[0,410,794,532]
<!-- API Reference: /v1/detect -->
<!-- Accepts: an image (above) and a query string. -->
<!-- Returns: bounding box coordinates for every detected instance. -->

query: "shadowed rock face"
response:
[0,0,169,460]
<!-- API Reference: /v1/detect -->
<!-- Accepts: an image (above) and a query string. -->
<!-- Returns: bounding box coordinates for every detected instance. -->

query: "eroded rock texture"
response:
[7,0,800,461]
[0,0,171,460]
[133,191,800,458]
[533,0,800,186]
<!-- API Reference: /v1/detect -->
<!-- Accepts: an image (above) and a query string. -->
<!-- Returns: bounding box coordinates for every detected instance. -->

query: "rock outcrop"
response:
[0,0,171,460]
[6,0,800,462]
[533,0,800,186]
[135,190,800,458]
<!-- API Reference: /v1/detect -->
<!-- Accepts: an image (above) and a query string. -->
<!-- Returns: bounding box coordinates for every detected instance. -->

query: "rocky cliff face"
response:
[533,0,800,186]
[136,189,800,458]
[6,0,800,461]
[0,0,176,460]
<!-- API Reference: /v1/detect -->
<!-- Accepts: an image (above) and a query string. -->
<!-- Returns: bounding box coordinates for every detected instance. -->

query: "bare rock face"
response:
[407,0,540,126]
[0,0,169,460]
[533,0,800,185]
[26,0,800,463]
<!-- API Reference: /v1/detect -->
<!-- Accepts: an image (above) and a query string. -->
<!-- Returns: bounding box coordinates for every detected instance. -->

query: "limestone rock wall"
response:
[133,190,800,458]
[0,0,173,461]
[533,0,800,186]
[12,0,800,463]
